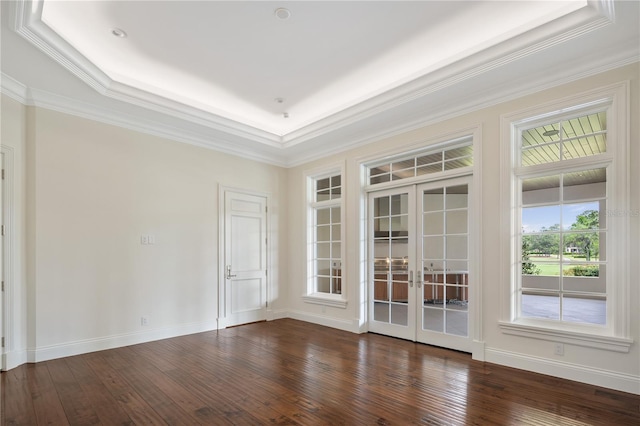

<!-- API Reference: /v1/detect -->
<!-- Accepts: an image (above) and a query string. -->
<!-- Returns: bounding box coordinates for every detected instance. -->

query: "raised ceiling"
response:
[2,1,639,166]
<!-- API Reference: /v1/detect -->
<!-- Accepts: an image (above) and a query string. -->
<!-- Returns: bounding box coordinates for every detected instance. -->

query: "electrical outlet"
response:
[148,234,155,245]
[141,316,148,326]
[554,343,564,356]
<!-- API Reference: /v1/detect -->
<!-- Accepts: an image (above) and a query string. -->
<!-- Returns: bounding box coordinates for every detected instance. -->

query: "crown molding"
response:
[10,0,283,148]
[0,73,28,104]
[9,0,618,150]
[0,75,287,167]
[281,1,614,149]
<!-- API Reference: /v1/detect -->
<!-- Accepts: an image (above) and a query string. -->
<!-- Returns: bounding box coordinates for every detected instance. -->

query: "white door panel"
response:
[223,190,267,327]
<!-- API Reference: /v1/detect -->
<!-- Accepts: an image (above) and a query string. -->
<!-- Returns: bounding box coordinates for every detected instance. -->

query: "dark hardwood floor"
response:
[1,319,638,425]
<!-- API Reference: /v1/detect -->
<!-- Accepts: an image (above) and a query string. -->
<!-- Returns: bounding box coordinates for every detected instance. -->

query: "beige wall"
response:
[286,63,639,392]
[20,105,287,360]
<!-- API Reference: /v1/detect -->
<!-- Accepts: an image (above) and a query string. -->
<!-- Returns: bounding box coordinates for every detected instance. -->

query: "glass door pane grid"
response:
[372,194,409,325]
[421,185,469,336]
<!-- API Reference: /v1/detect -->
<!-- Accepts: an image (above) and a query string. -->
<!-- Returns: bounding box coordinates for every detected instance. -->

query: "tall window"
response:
[307,172,343,299]
[504,85,632,349]
[518,110,608,325]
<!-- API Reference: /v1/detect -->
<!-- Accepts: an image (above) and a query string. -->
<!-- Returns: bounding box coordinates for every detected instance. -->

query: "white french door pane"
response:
[423,212,444,235]
[423,307,443,332]
[446,236,467,259]
[423,189,444,211]
[446,311,468,336]
[446,210,467,234]
[391,304,408,325]
[445,186,468,209]
[423,236,444,259]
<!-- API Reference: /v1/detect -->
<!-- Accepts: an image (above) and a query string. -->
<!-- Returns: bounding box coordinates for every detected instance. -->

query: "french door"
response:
[368,176,472,352]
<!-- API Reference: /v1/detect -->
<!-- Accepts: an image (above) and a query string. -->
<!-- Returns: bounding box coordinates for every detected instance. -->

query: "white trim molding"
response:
[485,347,640,395]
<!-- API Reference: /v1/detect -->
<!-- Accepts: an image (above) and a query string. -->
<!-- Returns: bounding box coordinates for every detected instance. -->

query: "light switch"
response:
[141,235,149,245]
[148,234,155,245]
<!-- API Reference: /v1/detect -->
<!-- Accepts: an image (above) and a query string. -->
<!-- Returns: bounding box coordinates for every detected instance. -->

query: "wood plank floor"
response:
[1,319,638,425]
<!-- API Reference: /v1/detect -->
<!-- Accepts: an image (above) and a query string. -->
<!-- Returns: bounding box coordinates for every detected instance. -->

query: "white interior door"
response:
[368,176,472,352]
[223,191,267,327]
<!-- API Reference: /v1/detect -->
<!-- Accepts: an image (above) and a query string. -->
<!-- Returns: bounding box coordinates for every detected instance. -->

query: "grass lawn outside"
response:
[529,254,600,276]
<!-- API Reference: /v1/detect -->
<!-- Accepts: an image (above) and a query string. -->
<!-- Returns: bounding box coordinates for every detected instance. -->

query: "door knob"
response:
[226,265,237,279]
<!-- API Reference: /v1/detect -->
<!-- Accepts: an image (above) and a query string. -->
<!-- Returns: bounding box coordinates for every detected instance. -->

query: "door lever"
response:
[408,270,414,288]
[226,265,237,279]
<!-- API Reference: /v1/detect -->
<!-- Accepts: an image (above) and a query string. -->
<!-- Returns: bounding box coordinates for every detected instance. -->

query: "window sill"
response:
[498,321,633,353]
[302,293,348,309]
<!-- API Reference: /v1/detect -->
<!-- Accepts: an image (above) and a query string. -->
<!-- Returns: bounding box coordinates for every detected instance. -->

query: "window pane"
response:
[391,304,408,326]
[563,168,606,201]
[317,260,331,276]
[316,225,330,242]
[423,307,443,332]
[445,210,467,234]
[562,112,606,139]
[423,212,443,236]
[522,143,561,166]
[445,185,468,209]
[563,232,599,261]
[331,206,341,224]
[331,224,341,240]
[390,194,408,215]
[317,276,331,293]
[561,295,606,325]
[444,158,473,170]
[522,122,560,147]
[445,310,468,336]
[375,197,390,217]
[523,234,560,257]
[416,163,443,176]
[417,152,442,165]
[446,236,467,259]
[330,175,341,188]
[391,158,415,171]
[445,145,473,159]
[521,293,560,320]
[522,205,561,233]
[316,177,330,191]
[562,203,600,230]
[317,189,330,202]
[424,236,443,259]
[371,174,390,184]
[317,208,330,225]
[317,242,330,258]
[423,188,444,212]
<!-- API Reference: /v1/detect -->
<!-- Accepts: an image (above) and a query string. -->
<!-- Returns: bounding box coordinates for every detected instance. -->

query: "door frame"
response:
[0,147,15,371]
[217,185,271,329]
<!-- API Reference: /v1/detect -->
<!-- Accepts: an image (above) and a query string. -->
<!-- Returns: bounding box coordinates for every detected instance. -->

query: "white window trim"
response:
[304,165,347,308]
[499,82,632,353]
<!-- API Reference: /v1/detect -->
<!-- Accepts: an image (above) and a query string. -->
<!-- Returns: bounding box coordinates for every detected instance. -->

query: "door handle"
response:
[416,270,422,289]
[226,265,237,279]
[409,270,413,288]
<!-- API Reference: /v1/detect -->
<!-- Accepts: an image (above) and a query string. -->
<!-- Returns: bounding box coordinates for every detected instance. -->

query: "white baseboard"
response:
[266,309,289,321]
[286,310,361,333]
[2,349,28,371]
[27,321,219,363]
[485,347,640,395]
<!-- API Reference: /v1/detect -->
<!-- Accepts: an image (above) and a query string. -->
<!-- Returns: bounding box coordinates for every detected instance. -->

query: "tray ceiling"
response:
[2,1,639,166]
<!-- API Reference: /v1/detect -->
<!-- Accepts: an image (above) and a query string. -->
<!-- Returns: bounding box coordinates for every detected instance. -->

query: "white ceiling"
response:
[1,1,639,166]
